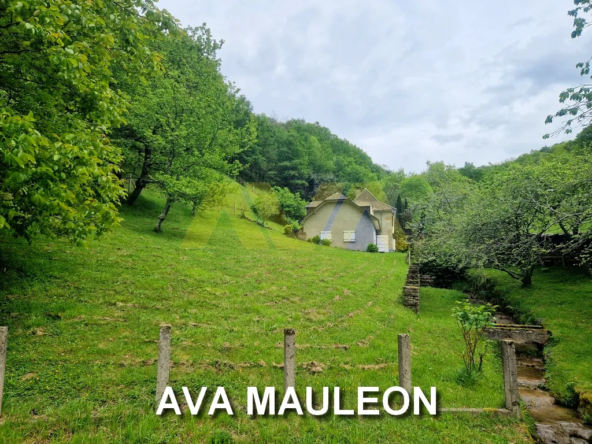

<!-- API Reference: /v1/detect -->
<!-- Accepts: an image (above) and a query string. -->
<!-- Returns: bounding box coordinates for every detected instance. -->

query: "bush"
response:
[311,235,321,244]
[273,187,307,221]
[394,224,409,251]
[320,239,332,246]
[284,225,293,236]
[366,243,378,253]
[451,300,496,378]
[252,192,280,225]
[290,220,301,233]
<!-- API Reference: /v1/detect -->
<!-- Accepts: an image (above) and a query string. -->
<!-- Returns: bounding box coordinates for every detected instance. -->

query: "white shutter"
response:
[320,231,332,241]
[343,230,356,242]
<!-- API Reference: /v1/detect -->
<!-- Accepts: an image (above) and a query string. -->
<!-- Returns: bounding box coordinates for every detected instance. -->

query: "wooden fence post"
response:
[0,327,7,417]
[156,324,172,402]
[501,340,520,418]
[284,329,296,390]
[398,333,412,395]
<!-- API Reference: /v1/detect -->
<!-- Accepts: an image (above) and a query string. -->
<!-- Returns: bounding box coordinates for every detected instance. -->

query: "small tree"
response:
[451,301,496,378]
[252,192,280,226]
[272,186,306,221]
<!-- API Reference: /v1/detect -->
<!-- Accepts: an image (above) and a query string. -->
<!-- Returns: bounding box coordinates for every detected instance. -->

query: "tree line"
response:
[409,139,592,287]
[0,0,408,241]
[3,0,592,255]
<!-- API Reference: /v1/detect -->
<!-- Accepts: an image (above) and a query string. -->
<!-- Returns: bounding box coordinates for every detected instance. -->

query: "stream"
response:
[493,313,592,443]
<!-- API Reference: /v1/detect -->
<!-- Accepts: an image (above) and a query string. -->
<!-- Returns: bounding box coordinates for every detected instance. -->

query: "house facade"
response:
[300,189,396,252]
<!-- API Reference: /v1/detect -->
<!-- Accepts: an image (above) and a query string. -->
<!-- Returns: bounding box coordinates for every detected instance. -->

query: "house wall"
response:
[302,202,377,252]
[375,210,395,251]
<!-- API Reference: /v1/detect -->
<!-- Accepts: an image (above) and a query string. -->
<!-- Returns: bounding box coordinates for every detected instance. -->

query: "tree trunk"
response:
[126,176,148,206]
[154,199,172,233]
[521,267,534,287]
[126,144,152,206]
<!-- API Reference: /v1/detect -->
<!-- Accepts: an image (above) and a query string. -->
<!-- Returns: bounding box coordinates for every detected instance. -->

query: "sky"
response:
[156,0,592,173]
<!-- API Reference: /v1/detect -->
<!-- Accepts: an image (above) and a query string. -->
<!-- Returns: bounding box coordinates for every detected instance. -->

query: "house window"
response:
[343,230,356,242]
[321,231,332,241]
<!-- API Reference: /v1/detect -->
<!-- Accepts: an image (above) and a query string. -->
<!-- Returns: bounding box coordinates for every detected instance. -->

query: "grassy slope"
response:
[0,191,531,443]
[483,268,592,409]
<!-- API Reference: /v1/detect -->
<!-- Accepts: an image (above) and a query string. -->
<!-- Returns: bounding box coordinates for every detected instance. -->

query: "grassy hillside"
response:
[0,190,531,443]
[483,268,592,417]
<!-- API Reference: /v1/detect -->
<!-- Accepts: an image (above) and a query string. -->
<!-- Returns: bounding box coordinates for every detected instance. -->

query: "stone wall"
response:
[403,265,420,313]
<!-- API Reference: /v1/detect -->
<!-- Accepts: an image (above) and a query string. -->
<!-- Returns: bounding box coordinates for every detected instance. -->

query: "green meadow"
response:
[483,268,592,417]
[0,191,532,443]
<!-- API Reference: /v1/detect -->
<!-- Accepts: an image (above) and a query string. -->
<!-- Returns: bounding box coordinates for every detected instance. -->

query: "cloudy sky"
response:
[157,0,592,172]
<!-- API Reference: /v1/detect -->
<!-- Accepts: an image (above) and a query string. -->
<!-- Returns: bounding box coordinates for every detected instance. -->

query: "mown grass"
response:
[483,267,592,413]
[0,190,532,443]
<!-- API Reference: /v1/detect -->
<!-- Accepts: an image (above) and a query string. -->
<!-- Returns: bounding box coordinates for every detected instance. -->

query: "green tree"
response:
[253,192,280,226]
[545,0,592,136]
[452,301,496,378]
[0,0,177,242]
[273,187,306,221]
[113,27,256,231]
[399,176,433,206]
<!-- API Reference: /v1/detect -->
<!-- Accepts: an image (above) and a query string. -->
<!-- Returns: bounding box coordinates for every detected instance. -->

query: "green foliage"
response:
[237,115,386,198]
[0,0,177,242]
[320,238,332,246]
[114,26,256,231]
[310,235,321,244]
[415,150,592,287]
[399,176,433,206]
[273,187,306,221]
[284,224,294,236]
[394,223,409,252]
[366,243,378,253]
[382,168,406,206]
[452,301,496,377]
[253,191,280,224]
[545,1,592,136]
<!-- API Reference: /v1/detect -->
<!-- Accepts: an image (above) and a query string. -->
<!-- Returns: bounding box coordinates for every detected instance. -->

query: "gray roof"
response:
[353,189,394,212]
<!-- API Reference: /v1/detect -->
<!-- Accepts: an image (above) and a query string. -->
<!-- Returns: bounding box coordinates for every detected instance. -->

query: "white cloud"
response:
[157,0,592,172]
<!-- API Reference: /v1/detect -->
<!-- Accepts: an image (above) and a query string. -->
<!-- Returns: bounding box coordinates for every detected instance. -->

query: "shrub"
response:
[284,225,293,236]
[394,224,409,251]
[311,235,321,244]
[290,220,301,233]
[320,239,332,246]
[253,192,280,225]
[366,243,378,253]
[273,187,307,221]
[451,300,496,378]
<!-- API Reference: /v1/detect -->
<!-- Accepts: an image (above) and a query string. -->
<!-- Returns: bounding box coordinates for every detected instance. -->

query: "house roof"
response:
[325,192,348,200]
[306,192,347,208]
[353,189,395,212]
[301,191,381,230]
